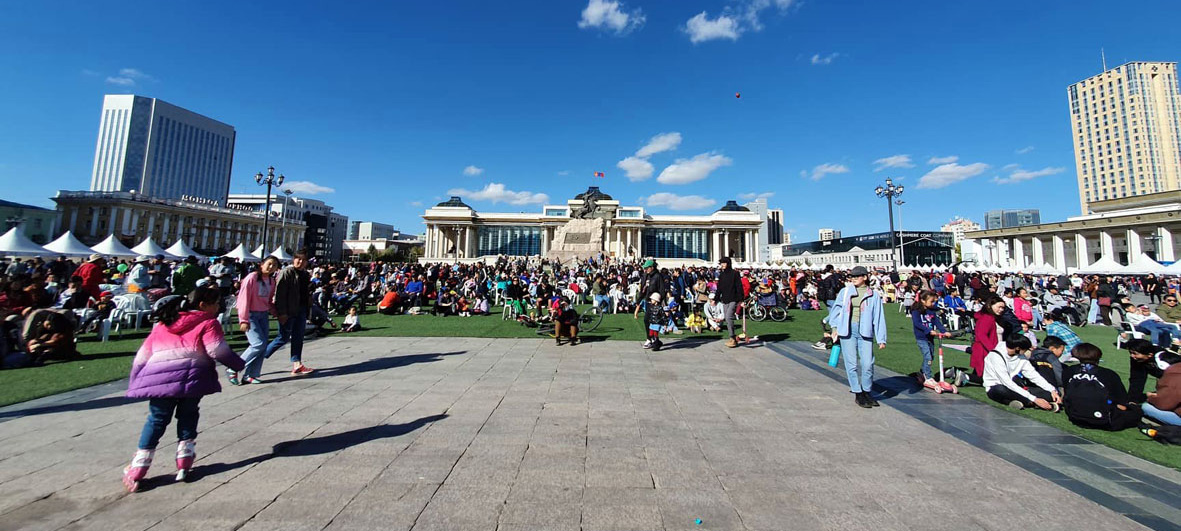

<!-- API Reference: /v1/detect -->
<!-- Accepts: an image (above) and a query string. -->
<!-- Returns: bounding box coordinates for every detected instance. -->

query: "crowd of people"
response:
[3,250,1179,491]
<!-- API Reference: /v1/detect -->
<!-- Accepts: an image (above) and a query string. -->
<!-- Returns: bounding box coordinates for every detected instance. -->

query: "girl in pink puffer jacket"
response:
[122,286,245,493]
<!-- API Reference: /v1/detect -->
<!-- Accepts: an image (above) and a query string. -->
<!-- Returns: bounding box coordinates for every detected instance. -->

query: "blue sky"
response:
[1,0,1179,242]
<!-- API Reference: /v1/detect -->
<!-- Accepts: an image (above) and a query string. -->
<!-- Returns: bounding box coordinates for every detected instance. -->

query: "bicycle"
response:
[533,306,603,336]
[748,292,788,322]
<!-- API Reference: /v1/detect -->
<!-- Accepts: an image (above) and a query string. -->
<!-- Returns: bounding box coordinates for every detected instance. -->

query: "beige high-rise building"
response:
[1068,61,1181,214]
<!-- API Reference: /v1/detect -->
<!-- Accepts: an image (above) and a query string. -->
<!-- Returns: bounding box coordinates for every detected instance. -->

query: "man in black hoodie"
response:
[716,257,744,348]
[1126,338,1181,403]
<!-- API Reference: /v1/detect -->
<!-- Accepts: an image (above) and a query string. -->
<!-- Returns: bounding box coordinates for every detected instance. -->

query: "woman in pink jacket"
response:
[229,257,279,385]
[123,286,245,493]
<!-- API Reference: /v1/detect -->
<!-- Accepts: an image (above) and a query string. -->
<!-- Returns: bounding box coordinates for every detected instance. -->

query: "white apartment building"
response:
[90,95,236,206]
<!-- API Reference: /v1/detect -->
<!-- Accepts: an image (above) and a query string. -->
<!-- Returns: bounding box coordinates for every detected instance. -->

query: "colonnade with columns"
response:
[421,222,762,263]
[974,225,1178,270]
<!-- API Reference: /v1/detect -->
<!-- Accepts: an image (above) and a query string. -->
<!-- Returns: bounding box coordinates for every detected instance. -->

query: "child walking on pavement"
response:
[911,289,952,392]
[828,266,888,408]
[643,292,664,351]
[122,286,245,492]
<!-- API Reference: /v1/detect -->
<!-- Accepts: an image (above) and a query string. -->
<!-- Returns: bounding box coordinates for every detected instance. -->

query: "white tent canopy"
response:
[270,247,293,261]
[1165,260,1181,274]
[1124,253,1169,275]
[131,237,179,259]
[166,240,204,260]
[1076,255,1127,275]
[89,235,137,257]
[0,228,50,256]
[43,231,95,256]
[224,243,260,262]
[251,244,265,259]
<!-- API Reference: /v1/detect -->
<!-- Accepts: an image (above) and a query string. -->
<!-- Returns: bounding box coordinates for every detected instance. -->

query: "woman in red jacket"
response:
[970,295,1007,384]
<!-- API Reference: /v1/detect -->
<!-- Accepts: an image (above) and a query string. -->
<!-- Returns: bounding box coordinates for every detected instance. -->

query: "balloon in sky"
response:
[735,92,741,99]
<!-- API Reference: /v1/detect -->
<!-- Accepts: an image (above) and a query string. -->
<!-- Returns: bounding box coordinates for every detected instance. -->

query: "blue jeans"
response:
[265,308,307,363]
[1136,322,1181,348]
[138,397,201,450]
[593,294,611,311]
[1142,403,1181,426]
[839,321,875,393]
[240,311,271,379]
[917,338,935,379]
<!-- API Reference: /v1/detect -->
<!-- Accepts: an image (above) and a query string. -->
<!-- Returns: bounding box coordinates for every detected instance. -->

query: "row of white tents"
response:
[729,256,1181,276]
[0,228,293,263]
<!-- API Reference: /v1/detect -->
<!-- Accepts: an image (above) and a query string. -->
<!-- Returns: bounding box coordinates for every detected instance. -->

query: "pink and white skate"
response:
[122,449,154,493]
[938,381,959,394]
[175,440,196,481]
[922,378,943,394]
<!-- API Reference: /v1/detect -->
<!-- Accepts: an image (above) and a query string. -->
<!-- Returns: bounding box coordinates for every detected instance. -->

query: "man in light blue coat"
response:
[828,266,888,408]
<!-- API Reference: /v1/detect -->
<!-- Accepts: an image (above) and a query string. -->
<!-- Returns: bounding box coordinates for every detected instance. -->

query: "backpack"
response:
[1063,365,1110,427]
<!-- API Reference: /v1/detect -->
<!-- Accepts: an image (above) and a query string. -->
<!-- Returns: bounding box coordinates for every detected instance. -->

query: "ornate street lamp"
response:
[254,167,284,253]
[874,178,904,271]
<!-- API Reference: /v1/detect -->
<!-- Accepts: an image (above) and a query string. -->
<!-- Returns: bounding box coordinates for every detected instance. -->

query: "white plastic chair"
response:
[99,308,124,342]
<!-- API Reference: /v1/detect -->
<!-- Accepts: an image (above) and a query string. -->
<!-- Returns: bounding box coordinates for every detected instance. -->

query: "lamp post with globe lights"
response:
[255,167,284,254]
[874,178,904,272]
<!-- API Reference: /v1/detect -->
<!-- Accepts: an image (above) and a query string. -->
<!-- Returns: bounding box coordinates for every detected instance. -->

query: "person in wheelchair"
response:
[553,297,580,346]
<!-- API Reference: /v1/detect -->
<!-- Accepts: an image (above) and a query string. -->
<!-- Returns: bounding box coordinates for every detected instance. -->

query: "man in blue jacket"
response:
[828,266,888,408]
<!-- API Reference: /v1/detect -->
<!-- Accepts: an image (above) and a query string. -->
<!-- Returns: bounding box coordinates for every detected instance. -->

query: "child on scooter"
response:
[911,290,952,392]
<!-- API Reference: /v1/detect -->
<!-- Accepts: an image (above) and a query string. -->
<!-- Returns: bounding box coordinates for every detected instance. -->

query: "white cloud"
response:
[118,68,153,81]
[462,165,484,176]
[1016,146,1035,154]
[103,67,155,87]
[993,166,1065,184]
[810,53,839,65]
[738,191,775,202]
[684,12,741,43]
[617,156,655,181]
[283,181,335,195]
[1002,163,1020,171]
[578,0,644,35]
[928,155,958,165]
[409,201,423,207]
[872,154,914,171]
[635,132,682,157]
[804,163,850,181]
[741,0,797,31]
[105,76,136,86]
[447,182,549,206]
[657,152,733,184]
[644,193,717,211]
[917,162,989,189]
[557,170,571,176]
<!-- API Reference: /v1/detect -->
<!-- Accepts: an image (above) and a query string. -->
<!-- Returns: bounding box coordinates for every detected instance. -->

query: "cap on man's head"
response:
[849,266,870,277]
[642,259,656,268]
[135,255,151,263]
[88,253,104,263]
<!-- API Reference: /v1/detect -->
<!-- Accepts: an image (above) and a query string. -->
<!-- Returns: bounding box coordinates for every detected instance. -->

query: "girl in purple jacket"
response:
[122,286,245,493]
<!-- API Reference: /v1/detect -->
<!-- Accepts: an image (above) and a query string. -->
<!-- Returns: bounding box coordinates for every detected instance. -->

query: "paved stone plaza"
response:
[0,337,1171,531]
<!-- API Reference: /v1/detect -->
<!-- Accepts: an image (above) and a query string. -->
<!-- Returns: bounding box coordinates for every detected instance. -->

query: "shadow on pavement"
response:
[265,351,466,383]
[873,375,924,399]
[189,413,449,479]
[0,395,135,419]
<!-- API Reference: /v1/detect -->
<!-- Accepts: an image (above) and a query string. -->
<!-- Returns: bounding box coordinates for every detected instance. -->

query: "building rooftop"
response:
[435,196,473,209]
[715,200,750,212]
[0,199,52,212]
[573,186,613,202]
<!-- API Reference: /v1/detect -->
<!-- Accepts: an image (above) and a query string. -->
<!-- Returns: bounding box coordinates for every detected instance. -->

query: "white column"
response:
[1012,238,1025,269]
[1159,227,1175,262]
[1052,235,1066,271]
[1126,228,1142,263]
[625,228,632,255]
[540,227,548,255]
[978,238,991,265]
[1075,233,1089,268]
[161,216,170,243]
[145,214,156,240]
[106,210,117,235]
[120,208,132,235]
[723,230,730,258]
[1032,236,1044,266]
[711,231,720,262]
[460,227,468,258]
[1100,230,1114,258]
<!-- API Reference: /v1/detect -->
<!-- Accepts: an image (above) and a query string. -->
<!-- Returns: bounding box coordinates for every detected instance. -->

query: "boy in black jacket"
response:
[1063,343,1141,431]
[1126,338,1181,403]
[643,292,664,351]
[1029,335,1067,389]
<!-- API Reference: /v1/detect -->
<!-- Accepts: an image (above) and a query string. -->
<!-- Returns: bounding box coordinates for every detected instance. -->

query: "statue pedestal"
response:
[547,218,605,264]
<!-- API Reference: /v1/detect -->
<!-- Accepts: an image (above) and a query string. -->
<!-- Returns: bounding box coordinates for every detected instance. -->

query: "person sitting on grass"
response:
[1029,335,1068,390]
[377,289,401,315]
[983,335,1061,412]
[553,297,580,346]
[435,290,456,317]
[1126,338,1181,404]
[341,307,361,333]
[685,309,706,334]
[702,293,724,332]
[1062,342,1142,431]
[1042,310,1081,363]
[1144,356,1181,426]
[1020,322,1038,349]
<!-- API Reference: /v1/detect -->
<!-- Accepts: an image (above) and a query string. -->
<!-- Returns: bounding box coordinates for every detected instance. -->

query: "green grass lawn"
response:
[3,303,1176,469]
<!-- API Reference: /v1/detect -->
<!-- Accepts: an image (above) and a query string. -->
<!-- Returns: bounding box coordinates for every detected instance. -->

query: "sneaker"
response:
[642,340,653,349]
[855,392,872,409]
[570,337,580,346]
[555,337,563,346]
[243,376,263,385]
[1008,400,1025,410]
[1049,403,1060,413]
[122,449,154,493]
[175,440,196,481]
[651,340,662,351]
[865,393,880,407]
[226,369,239,386]
[724,338,738,348]
[292,365,314,376]
[923,378,943,394]
[811,341,826,351]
